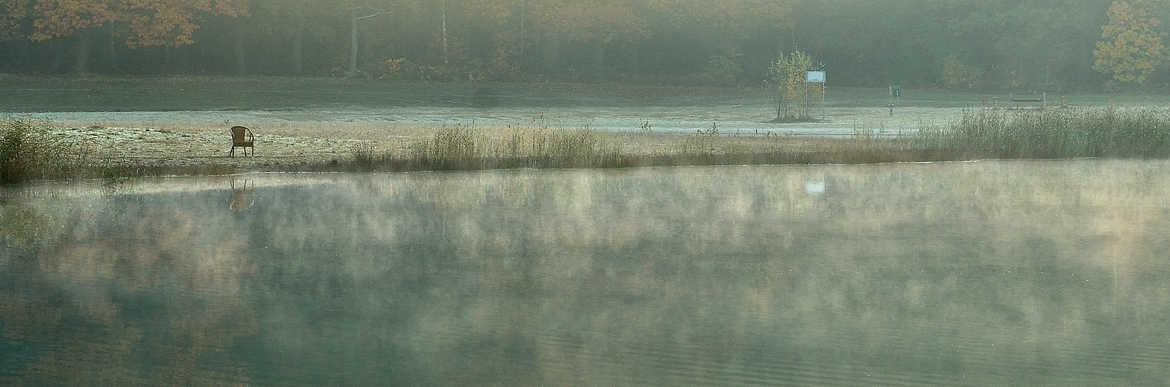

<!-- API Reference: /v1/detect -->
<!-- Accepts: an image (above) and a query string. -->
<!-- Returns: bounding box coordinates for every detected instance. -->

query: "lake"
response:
[2,160,1169,385]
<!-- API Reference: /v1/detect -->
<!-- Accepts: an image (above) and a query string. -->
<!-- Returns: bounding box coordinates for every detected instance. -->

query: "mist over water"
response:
[3,160,1170,385]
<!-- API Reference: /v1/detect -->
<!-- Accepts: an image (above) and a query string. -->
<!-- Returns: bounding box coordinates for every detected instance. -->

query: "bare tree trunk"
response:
[163,45,172,74]
[51,40,65,73]
[292,18,304,75]
[235,23,247,76]
[14,39,30,70]
[105,25,119,73]
[441,0,449,65]
[592,40,606,80]
[74,29,91,74]
[777,94,784,121]
[541,31,559,76]
[349,9,359,74]
[519,0,526,71]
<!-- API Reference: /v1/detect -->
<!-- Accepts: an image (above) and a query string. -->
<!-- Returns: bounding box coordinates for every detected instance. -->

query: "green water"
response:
[2,160,1169,386]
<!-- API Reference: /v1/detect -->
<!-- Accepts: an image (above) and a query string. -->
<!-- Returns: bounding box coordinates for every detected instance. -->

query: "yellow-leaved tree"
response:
[769,50,817,122]
[1093,0,1166,86]
[23,0,250,72]
[0,0,29,41]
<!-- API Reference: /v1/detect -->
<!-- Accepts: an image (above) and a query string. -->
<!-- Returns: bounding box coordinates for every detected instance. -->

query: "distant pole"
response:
[349,9,358,74]
[889,85,894,116]
[520,0,527,70]
[441,0,449,65]
[821,79,826,121]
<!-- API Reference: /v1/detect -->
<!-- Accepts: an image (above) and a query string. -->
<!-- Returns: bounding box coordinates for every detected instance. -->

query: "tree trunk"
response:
[349,10,359,74]
[51,40,65,73]
[440,0,449,65]
[776,94,784,121]
[163,45,172,74]
[541,31,559,76]
[519,0,526,71]
[631,44,640,77]
[592,40,606,81]
[235,23,247,76]
[14,38,30,70]
[105,25,119,73]
[292,16,305,75]
[74,30,91,74]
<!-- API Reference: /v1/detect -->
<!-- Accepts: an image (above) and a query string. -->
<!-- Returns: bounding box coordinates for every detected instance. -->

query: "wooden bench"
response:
[1010,92,1047,109]
[230,126,255,157]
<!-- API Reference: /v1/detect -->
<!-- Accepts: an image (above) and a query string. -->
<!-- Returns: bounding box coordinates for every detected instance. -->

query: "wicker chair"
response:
[229,126,255,157]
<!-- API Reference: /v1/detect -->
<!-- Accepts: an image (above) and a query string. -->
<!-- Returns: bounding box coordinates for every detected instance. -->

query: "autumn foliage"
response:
[1093,0,1166,86]
[24,0,249,47]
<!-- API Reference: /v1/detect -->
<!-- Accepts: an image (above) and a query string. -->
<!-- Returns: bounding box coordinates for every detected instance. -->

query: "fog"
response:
[5,2,1170,385]
[3,161,1170,384]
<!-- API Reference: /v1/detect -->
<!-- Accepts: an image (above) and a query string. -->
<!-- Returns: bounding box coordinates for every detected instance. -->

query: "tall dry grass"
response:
[915,107,1170,159]
[2,119,238,183]
[1,119,95,183]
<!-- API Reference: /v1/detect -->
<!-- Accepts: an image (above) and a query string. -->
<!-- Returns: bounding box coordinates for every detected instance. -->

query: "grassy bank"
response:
[913,108,1170,159]
[1,119,234,183]
[312,125,955,173]
[3,107,1169,183]
[315,107,1170,172]
[1,119,92,183]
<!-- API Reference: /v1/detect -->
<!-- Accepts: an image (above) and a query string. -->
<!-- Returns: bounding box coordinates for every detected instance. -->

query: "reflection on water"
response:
[229,178,255,212]
[2,160,1170,385]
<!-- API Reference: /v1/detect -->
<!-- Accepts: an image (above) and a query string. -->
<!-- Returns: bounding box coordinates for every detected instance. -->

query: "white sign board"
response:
[806,71,826,83]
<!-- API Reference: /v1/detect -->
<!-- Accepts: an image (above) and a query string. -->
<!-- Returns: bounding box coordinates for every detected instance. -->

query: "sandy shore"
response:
[46,122,420,170]
[39,120,889,174]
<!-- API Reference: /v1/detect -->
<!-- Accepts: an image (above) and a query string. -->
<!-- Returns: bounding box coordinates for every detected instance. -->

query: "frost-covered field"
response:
[5,77,1164,137]
[19,105,968,138]
[5,77,1168,169]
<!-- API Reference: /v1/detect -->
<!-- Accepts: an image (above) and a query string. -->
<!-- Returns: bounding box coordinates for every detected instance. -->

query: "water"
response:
[2,160,1169,385]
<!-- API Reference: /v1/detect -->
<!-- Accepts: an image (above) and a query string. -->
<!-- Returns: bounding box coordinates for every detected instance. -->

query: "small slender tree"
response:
[769,50,814,122]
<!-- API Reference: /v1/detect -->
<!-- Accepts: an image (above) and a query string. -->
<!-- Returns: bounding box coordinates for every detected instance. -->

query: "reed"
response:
[914,107,1170,159]
[1,119,95,183]
[2,119,238,183]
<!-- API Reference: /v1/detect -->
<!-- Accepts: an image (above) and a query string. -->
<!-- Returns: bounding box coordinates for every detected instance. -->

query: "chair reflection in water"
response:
[229,178,255,212]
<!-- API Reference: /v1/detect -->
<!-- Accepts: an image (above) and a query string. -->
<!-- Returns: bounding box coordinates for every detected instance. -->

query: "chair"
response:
[230,126,255,157]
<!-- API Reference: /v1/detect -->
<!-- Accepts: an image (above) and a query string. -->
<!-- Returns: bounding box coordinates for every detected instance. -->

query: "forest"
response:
[0,0,1167,91]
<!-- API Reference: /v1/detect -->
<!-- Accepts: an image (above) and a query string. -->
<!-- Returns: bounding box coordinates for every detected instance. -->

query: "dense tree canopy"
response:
[0,0,1166,91]
[1093,0,1165,86]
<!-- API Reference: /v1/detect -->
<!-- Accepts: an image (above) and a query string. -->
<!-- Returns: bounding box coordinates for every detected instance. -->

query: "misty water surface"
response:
[2,161,1170,385]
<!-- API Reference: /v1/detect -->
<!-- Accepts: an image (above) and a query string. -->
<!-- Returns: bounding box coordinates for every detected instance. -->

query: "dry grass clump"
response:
[318,123,955,173]
[915,107,1170,159]
[2,119,238,183]
[1,119,95,183]
[407,125,624,170]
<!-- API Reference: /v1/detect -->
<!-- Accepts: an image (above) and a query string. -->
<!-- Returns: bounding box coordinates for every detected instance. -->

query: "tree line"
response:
[0,0,1166,91]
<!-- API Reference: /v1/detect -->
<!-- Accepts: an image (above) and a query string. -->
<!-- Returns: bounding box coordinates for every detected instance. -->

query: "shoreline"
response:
[19,122,940,179]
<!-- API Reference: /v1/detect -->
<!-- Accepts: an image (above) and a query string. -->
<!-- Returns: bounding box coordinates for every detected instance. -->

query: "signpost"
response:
[889,84,902,116]
[807,70,826,121]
